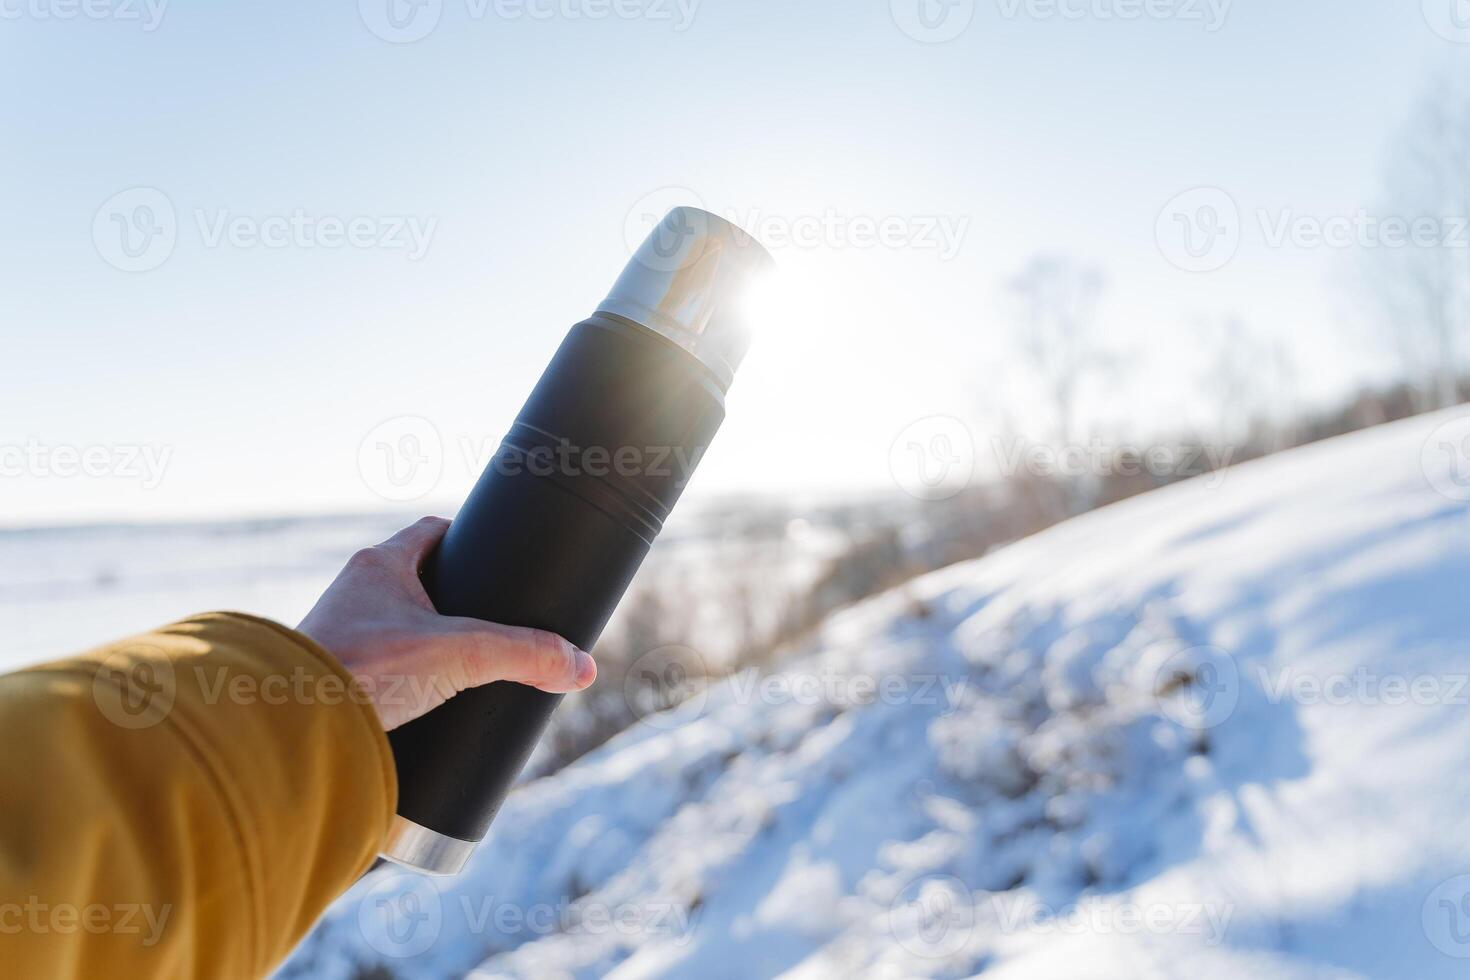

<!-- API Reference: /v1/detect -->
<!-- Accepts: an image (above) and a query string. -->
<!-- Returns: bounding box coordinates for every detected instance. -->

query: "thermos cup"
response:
[382,207,773,874]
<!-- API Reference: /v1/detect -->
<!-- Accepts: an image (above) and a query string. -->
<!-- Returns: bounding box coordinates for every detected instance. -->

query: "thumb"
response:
[376,515,451,568]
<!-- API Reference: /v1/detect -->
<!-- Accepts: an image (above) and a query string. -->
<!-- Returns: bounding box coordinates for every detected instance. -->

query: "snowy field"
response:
[0,514,408,674]
[0,502,842,677]
[281,408,1470,979]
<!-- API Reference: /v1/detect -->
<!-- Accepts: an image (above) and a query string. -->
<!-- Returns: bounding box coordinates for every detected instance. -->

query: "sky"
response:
[1,0,1466,525]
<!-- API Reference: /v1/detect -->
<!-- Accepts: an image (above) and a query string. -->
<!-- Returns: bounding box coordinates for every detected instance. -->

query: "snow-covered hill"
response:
[282,409,1470,980]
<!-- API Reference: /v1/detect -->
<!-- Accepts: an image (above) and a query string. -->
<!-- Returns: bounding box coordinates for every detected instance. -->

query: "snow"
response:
[280,408,1470,979]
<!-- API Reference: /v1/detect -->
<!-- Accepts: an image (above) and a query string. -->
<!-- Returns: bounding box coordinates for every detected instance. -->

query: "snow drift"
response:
[281,408,1470,979]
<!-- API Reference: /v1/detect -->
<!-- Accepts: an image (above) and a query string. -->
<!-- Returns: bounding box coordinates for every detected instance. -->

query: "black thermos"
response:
[382,207,772,874]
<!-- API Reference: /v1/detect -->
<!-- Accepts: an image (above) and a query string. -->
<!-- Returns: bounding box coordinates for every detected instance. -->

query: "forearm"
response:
[0,612,396,978]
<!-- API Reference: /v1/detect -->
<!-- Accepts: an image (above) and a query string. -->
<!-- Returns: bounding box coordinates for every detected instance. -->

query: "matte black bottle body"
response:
[387,313,726,845]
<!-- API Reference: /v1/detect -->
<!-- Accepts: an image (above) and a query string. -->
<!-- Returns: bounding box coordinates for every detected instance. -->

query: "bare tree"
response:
[1002,255,1114,517]
[1006,254,1110,448]
[1204,315,1298,452]
[1367,70,1470,410]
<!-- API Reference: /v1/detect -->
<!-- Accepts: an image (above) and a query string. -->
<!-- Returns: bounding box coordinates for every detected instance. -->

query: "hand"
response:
[297,516,596,731]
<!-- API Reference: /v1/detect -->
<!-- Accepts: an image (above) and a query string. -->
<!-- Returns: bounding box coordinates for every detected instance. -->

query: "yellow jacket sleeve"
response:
[0,612,397,978]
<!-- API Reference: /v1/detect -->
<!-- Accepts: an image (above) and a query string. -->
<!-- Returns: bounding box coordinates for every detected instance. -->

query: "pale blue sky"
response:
[1,0,1463,524]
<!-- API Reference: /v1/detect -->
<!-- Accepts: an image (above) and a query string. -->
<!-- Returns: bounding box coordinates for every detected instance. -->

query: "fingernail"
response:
[574,649,597,687]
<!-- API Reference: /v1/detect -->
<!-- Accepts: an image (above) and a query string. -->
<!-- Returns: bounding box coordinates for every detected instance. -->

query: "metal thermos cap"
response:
[597,207,774,389]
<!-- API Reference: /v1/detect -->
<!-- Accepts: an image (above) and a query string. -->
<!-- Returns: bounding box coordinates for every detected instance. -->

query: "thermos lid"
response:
[597,207,774,390]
